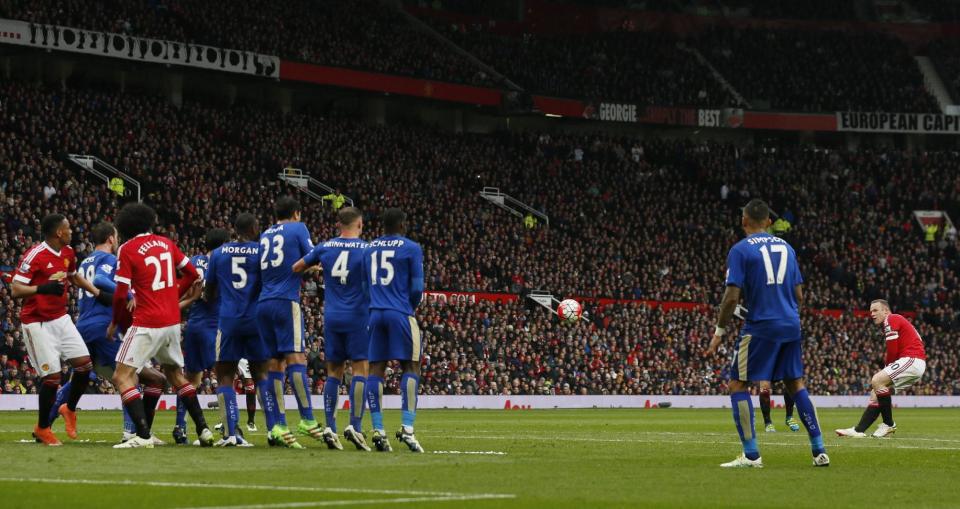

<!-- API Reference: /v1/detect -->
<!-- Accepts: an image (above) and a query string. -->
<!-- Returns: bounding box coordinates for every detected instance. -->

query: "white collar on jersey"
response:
[41,241,61,256]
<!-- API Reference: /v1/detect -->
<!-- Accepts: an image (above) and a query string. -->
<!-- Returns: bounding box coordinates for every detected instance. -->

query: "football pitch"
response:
[1,408,958,508]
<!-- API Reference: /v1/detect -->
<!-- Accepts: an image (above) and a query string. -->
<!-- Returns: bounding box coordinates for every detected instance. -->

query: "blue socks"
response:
[401,373,419,429]
[323,377,341,432]
[216,386,239,438]
[268,371,287,426]
[366,376,384,432]
[730,391,760,460]
[122,406,135,434]
[175,395,188,431]
[257,378,278,430]
[792,388,826,455]
[285,364,314,421]
[349,375,366,431]
[49,381,71,424]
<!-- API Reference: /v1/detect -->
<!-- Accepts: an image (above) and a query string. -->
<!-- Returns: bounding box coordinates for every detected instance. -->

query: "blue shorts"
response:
[325,315,369,363]
[183,321,218,373]
[77,320,120,369]
[256,299,306,356]
[368,309,422,363]
[217,317,271,363]
[728,335,804,382]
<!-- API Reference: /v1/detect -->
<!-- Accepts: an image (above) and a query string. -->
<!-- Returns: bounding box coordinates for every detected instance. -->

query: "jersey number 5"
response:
[759,245,788,285]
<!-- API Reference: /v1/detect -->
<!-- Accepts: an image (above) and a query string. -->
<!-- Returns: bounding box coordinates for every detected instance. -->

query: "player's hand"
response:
[127,297,137,312]
[304,265,321,276]
[705,334,723,357]
[106,322,117,342]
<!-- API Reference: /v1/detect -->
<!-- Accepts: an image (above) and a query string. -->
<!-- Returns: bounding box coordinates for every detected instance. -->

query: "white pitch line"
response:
[436,434,960,451]
[0,477,514,499]
[179,494,516,509]
[430,450,507,455]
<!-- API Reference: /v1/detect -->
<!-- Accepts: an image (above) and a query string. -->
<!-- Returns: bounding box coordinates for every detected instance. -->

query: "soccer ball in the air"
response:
[557,299,583,324]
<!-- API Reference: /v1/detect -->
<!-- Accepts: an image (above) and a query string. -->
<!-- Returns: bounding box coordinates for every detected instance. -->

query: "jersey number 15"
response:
[370,250,395,286]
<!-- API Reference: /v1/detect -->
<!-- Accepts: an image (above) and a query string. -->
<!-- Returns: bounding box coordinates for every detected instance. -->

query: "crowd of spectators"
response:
[928,39,960,104]
[2,78,960,398]
[695,27,940,113]
[1,0,496,87]
[911,0,960,23]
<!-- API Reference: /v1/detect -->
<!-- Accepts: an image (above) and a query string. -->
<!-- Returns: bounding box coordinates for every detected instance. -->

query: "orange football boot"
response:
[33,425,63,446]
[59,404,78,439]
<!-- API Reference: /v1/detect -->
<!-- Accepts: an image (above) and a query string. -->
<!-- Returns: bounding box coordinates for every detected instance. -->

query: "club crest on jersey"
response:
[20,261,30,272]
[50,271,67,281]
[64,259,70,268]
[41,363,50,372]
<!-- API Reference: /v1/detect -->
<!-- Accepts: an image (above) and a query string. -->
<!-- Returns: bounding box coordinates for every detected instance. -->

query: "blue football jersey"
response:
[725,233,803,341]
[77,250,117,325]
[187,254,219,324]
[208,241,261,320]
[363,235,424,316]
[303,237,369,322]
[258,222,314,302]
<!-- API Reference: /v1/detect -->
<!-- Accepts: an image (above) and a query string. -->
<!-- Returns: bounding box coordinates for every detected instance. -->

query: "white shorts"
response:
[116,324,184,371]
[237,358,252,379]
[21,315,90,377]
[882,357,926,391]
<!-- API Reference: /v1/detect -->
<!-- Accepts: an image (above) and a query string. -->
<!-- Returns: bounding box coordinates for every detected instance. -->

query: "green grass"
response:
[1,408,959,508]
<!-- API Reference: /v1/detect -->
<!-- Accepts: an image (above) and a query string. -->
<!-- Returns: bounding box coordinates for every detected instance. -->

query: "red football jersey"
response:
[883,313,927,364]
[13,242,76,324]
[115,234,192,328]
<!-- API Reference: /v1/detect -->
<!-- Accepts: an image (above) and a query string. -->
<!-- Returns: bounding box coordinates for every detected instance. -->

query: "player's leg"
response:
[88,328,137,440]
[156,325,213,446]
[837,389,879,437]
[757,380,774,431]
[323,330,347,435]
[281,302,323,440]
[48,317,92,440]
[343,326,371,451]
[238,359,257,431]
[176,327,205,443]
[720,334,763,467]
[255,304,300,447]
[871,369,896,437]
[22,322,66,445]
[214,360,241,445]
[395,313,424,453]
[112,327,154,447]
[139,367,167,444]
[366,310,391,451]
[321,359,345,449]
[780,341,828,466]
[782,385,799,431]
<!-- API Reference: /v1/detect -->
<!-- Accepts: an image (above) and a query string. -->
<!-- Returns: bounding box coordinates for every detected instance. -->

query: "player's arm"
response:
[174,248,199,297]
[409,245,424,310]
[10,258,62,299]
[292,245,321,274]
[794,284,803,310]
[202,253,218,303]
[884,314,903,365]
[70,269,111,305]
[706,249,744,356]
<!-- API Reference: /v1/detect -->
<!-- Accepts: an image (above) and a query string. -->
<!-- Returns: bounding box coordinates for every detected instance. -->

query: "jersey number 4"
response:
[759,245,788,285]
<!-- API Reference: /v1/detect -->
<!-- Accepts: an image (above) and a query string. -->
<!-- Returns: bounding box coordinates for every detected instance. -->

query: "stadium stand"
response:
[2,78,960,397]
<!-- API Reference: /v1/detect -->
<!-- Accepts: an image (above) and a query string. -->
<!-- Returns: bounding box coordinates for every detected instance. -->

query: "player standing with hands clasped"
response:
[836,299,926,438]
[705,199,829,468]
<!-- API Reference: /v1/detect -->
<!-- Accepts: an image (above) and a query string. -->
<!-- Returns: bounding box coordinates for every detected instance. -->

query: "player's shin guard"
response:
[286,364,314,421]
[38,376,61,429]
[66,361,93,411]
[876,388,894,426]
[349,375,366,432]
[758,387,772,425]
[855,402,881,433]
[143,385,164,430]
[121,387,151,439]
[792,388,826,455]
[176,384,208,434]
[784,391,795,419]
[366,376,384,431]
[257,378,278,430]
[175,395,188,432]
[730,391,759,460]
[244,382,257,423]
[401,373,419,429]
[323,377,341,432]
[216,386,239,437]
[268,371,287,426]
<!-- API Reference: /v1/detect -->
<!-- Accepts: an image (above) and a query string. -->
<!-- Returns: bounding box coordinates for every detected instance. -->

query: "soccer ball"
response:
[557,299,583,324]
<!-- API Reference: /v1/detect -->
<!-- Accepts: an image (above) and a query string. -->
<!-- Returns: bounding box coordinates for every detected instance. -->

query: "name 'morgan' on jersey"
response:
[258,222,314,302]
[208,241,261,320]
[725,233,803,341]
